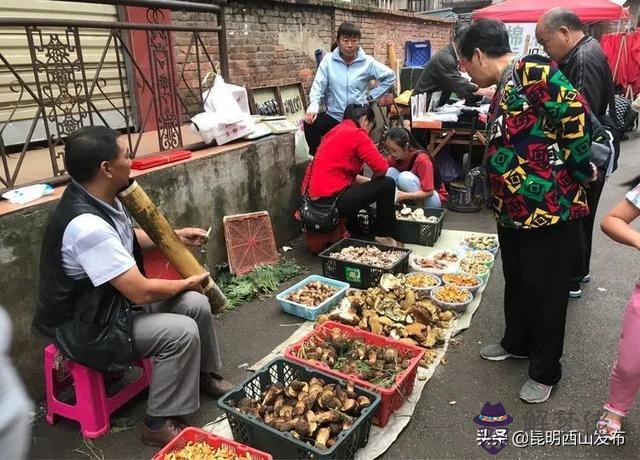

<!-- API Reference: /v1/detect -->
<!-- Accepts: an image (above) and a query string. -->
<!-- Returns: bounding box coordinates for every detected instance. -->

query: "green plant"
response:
[216,258,305,310]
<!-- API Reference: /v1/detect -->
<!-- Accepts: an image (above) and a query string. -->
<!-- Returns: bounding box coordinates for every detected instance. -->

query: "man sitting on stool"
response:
[33,126,232,447]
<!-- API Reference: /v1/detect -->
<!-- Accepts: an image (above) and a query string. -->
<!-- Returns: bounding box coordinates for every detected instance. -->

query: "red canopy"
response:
[472,0,628,23]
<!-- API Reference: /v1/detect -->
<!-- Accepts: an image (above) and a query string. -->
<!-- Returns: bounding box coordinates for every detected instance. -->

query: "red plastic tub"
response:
[152,427,272,460]
[284,321,425,427]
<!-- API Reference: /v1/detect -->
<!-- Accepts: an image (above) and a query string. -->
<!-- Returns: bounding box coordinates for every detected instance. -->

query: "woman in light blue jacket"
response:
[304,22,396,155]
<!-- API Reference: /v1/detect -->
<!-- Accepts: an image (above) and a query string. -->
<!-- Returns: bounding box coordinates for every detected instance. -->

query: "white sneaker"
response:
[581,274,591,283]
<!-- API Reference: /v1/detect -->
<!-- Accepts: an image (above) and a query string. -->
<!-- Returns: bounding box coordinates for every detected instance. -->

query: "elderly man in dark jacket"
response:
[413,28,494,107]
[536,8,615,298]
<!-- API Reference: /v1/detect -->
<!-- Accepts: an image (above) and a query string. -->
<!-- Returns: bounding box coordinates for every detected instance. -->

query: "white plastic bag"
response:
[190,112,219,144]
[190,112,255,146]
[2,184,53,205]
[203,75,244,124]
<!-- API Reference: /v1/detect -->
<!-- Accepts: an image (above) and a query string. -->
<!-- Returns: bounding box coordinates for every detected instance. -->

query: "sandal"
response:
[597,412,622,440]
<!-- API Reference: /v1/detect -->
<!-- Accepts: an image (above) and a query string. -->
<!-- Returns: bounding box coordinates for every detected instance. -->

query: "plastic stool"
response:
[303,219,349,254]
[44,344,153,438]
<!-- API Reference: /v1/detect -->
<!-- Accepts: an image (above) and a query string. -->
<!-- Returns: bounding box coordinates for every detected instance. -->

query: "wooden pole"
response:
[118,180,229,313]
[387,42,398,93]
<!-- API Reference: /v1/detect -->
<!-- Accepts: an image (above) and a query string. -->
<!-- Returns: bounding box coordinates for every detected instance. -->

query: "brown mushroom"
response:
[342,398,357,413]
[317,390,334,409]
[356,396,371,410]
[279,405,294,418]
[294,399,307,416]
[304,393,318,410]
[309,383,323,396]
[264,413,276,427]
[286,386,299,399]
[273,397,285,414]
[297,390,309,401]
[309,377,325,387]
[290,380,310,394]
[329,423,341,436]
[261,388,278,407]
[342,419,353,431]
[326,438,337,448]
[384,348,399,363]
[315,427,331,449]
[316,411,341,424]
[274,417,296,432]
[345,381,357,399]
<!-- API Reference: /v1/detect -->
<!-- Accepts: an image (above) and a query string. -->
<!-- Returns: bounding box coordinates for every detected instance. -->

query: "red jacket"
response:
[301,120,388,198]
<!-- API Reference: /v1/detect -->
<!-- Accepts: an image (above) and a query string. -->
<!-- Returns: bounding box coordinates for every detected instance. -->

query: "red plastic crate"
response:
[131,149,191,170]
[223,211,279,275]
[284,321,425,427]
[152,427,272,460]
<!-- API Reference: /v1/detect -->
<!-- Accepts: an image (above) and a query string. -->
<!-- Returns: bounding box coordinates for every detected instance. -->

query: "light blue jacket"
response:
[307,47,396,122]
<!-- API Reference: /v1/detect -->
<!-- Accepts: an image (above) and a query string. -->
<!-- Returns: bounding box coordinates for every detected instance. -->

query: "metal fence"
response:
[0,0,228,192]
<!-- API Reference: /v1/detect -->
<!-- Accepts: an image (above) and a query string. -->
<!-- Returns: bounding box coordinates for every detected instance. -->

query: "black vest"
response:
[32,182,144,372]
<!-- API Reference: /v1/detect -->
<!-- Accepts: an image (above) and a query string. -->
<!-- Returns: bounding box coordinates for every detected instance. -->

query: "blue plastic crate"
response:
[276,275,350,321]
[404,40,431,67]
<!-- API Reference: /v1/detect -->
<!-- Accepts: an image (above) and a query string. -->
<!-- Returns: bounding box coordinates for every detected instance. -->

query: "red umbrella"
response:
[472,0,628,23]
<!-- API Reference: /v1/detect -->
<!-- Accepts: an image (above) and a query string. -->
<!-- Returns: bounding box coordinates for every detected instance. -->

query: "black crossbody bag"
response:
[299,158,352,234]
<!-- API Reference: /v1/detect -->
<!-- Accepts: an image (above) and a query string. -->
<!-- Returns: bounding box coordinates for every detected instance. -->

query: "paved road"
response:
[30,134,640,459]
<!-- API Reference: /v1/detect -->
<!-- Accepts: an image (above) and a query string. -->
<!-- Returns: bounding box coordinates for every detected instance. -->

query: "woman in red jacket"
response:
[301,103,400,247]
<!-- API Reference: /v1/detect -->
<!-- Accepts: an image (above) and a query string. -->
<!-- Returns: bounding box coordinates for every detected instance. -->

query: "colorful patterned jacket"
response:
[486,55,592,229]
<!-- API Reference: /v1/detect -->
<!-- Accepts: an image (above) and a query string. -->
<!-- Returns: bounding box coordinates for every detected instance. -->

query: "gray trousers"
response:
[133,291,222,417]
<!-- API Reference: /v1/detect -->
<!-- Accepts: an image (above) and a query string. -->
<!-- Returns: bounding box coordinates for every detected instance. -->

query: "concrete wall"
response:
[0,134,299,398]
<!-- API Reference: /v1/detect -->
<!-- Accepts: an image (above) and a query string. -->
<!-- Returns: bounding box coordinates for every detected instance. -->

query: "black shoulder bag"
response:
[299,158,352,234]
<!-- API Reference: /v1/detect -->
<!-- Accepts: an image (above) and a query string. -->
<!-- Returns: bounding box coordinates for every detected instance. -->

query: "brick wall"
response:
[172,0,454,102]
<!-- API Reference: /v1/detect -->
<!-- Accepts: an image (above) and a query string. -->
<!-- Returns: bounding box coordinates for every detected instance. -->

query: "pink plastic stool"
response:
[44,344,153,438]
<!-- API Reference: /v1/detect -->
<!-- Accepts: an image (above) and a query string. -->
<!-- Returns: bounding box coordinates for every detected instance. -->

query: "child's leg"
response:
[397,171,421,192]
[398,171,441,207]
[604,283,640,417]
[386,167,401,183]
[424,191,442,208]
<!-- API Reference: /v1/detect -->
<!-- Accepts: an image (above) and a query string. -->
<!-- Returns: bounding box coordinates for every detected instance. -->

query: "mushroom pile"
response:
[295,327,412,388]
[328,245,405,268]
[395,205,439,223]
[233,377,371,450]
[285,281,339,307]
[319,274,455,366]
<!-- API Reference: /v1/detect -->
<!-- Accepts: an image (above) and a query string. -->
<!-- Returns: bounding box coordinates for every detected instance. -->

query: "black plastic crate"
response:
[355,206,376,237]
[218,358,381,460]
[394,207,446,246]
[318,238,411,289]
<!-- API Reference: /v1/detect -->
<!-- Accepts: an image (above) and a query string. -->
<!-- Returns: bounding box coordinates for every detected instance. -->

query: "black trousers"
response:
[303,113,340,156]
[571,177,606,283]
[336,176,396,237]
[498,221,576,386]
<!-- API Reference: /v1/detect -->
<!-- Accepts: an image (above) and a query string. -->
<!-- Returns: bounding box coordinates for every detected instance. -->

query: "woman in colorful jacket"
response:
[459,19,596,404]
[304,21,396,155]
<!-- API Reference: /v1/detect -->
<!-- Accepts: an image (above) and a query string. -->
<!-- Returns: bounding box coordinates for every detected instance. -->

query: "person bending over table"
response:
[304,21,396,156]
[301,103,401,247]
[32,126,233,447]
[413,26,495,108]
[384,127,443,208]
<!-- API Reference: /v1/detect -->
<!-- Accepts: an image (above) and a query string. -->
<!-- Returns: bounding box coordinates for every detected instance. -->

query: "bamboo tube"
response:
[118,180,229,313]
